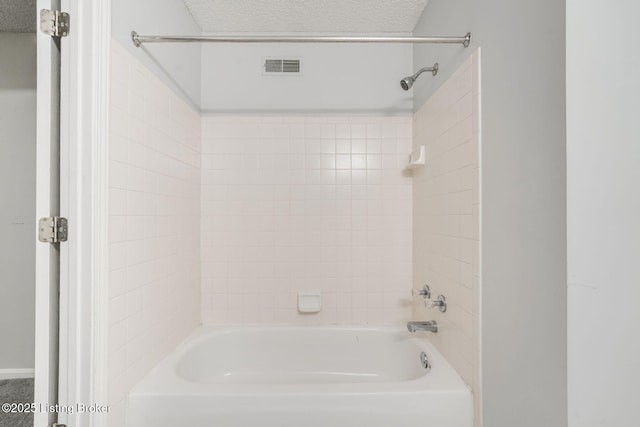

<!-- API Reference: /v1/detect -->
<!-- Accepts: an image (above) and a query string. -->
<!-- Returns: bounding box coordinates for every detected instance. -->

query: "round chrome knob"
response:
[426,295,447,313]
[411,285,431,298]
[420,352,431,371]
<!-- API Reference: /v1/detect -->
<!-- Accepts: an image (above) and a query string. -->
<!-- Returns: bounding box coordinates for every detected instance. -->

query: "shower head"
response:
[400,63,439,91]
[400,77,413,91]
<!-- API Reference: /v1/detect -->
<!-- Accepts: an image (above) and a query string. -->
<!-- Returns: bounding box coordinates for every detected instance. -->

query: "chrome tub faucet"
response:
[407,320,438,333]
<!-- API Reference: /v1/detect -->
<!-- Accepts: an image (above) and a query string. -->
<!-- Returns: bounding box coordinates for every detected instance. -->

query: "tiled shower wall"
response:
[200,116,413,324]
[107,42,202,425]
[106,38,479,425]
[412,52,481,417]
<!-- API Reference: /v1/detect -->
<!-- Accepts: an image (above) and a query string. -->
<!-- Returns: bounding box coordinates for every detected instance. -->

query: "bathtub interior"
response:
[175,327,428,384]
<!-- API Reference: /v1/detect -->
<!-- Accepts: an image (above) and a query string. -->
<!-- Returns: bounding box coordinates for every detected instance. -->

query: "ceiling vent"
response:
[264,58,301,75]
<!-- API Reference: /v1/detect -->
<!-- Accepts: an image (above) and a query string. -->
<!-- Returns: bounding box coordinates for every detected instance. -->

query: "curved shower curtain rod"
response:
[130,31,472,48]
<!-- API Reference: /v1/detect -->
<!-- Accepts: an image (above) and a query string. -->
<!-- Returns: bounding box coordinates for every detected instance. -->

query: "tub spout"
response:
[407,320,438,333]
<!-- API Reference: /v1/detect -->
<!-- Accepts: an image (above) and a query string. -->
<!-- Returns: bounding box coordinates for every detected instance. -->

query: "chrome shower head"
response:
[400,63,439,91]
[400,77,414,91]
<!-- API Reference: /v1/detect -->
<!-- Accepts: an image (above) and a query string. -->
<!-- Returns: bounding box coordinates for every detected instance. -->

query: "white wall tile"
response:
[107,42,201,425]
[412,53,481,401]
[201,116,413,325]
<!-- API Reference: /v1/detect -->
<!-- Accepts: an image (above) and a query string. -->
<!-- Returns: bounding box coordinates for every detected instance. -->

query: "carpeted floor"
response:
[0,378,34,427]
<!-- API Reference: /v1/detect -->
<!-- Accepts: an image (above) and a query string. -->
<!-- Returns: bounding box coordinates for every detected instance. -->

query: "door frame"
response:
[61,0,111,425]
[36,1,111,426]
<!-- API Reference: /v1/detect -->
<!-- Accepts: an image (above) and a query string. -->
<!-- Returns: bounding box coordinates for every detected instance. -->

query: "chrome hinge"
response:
[38,217,68,243]
[50,424,67,427]
[40,9,70,37]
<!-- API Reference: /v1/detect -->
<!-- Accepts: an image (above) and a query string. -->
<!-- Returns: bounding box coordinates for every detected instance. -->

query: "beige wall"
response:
[567,0,640,424]
[413,1,567,426]
[107,42,202,425]
[412,52,481,422]
[200,116,413,324]
[0,32,37,373]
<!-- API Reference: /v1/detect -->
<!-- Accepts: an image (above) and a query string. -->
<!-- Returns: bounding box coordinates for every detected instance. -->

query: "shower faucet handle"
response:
[411,285,431,299]
[426,295,447,313]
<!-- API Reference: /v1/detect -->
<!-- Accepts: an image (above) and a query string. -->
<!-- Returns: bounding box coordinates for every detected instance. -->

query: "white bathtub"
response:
[127,326,472,427]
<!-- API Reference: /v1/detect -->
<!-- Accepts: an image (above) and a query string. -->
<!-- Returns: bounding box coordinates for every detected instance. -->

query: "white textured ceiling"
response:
[183,0,429,33]
[0,0,36,32]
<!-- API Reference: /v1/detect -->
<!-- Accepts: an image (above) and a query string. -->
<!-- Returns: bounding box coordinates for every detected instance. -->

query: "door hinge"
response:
[40,9,70,37]
[38,217,68,243]
[49,424,67,427]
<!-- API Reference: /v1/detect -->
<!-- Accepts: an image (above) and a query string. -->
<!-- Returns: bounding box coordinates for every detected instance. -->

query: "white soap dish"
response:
[405,145,426,170]
[298,291,322,313]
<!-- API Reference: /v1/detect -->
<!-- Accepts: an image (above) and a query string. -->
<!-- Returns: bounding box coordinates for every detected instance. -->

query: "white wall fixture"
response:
[405,145,426,169]
[263,58,302,75]
[298,292,322,313]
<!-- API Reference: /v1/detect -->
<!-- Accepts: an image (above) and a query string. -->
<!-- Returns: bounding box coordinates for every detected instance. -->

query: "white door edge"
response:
[57,1,111,426]
[34,1,62,426]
